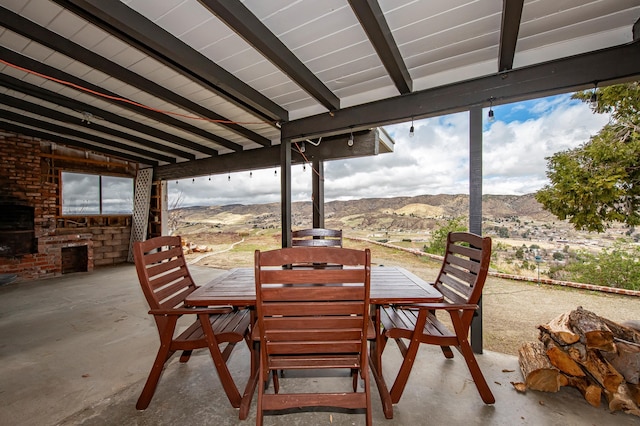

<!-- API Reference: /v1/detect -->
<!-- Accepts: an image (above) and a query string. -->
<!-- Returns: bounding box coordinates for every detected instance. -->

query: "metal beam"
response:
[0,6,268,149]
[0,108,169,165]
[469,106,483,353]
[348,0,412,94]
[154,129,387,181]
[0,121,158,166]
[198,0,340,112]
[312,159,324,229]
[0,94,176,164]
[53,0,288,123]
[281,140,292,248]
[498,0,524,72]
[0,72,198,161]
[282,40,640,141]
[2,55,228,155]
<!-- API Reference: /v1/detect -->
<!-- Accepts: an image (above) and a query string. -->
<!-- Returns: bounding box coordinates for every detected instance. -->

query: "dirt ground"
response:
[186,236,640,356]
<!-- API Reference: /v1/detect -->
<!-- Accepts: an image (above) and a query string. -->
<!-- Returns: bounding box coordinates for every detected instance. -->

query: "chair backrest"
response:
[255,246,370,367]
[433,232,492,306]
[291,228,343,247]
[133,235,196,311]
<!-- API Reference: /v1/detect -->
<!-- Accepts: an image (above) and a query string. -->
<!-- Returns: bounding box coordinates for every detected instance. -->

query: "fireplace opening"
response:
[0,204,36,257]
[62,246,88,274]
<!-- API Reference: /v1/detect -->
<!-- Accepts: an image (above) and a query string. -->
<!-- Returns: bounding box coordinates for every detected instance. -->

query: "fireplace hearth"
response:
[0,203,36,257]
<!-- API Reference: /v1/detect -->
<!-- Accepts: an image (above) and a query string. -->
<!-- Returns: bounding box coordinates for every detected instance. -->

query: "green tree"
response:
[536,82,640,232]
[425,217,467,255]
[564,243,640,291]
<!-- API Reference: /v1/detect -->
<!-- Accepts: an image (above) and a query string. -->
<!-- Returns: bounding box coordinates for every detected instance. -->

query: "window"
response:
[62,172,133,215]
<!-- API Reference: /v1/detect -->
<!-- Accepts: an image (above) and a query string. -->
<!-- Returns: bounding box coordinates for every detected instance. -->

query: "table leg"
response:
[239,340,259,419]
[239,309,259,420]
[369,304,394,419]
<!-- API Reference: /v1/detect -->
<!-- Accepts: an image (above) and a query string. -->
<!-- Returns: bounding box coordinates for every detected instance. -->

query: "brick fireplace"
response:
[0,131,133,282]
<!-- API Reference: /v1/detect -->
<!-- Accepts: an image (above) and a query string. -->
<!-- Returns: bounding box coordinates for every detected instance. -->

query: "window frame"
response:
[61,171,134,216]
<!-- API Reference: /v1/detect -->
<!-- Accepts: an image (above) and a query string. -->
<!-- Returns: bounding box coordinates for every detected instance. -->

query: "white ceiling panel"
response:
[155,1,214,37]
[68,24,110,51]
[47,9,88,39]
[17,0,61,27]
[0,29,31,53]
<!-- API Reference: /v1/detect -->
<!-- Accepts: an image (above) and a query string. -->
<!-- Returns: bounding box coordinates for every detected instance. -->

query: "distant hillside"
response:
[172,193,557,233]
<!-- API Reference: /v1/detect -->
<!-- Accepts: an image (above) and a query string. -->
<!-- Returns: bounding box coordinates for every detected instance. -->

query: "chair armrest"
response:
[395,302,478,311]
[148,306,233,316]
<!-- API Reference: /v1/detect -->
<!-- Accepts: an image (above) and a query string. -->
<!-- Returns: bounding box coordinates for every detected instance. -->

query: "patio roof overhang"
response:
[1,0,639,177]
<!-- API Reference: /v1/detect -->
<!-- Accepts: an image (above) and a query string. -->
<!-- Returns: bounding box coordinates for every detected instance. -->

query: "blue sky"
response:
[170,93,610,207]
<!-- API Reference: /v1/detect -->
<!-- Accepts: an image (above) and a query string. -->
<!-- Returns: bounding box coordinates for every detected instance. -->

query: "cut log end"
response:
[518,341,566,392]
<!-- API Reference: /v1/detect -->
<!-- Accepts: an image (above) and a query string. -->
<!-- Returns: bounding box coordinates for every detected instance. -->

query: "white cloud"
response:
[169,94,610,206]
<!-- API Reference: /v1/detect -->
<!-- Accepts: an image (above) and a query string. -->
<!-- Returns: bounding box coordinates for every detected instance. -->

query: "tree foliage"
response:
[563,244,640,291]
[535,82,640,232]
[425,217,467,255]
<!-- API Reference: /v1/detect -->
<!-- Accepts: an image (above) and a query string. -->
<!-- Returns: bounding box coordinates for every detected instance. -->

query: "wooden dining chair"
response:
[254,246,372,426]
[133,235,252,410]
[291,228,343,247]
[378,232,495,405]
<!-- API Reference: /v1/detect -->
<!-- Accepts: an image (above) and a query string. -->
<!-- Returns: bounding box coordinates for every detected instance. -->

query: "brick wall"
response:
[0,131,133,282]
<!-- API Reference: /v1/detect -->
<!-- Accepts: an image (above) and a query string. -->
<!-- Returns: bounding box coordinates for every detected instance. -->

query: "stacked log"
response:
[516,306,640,417]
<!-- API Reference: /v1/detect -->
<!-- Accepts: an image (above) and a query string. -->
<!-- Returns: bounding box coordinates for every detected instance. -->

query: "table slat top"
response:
[187,267,442,306]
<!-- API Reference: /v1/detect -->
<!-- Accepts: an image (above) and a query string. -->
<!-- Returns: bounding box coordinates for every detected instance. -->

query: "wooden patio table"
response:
[186,266,442,419]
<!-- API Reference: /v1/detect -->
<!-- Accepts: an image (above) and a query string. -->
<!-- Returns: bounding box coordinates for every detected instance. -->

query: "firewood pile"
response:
[514,307,640,417]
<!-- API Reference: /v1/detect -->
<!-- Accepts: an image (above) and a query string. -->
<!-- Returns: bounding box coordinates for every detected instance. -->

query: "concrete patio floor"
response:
[1,264,637,426]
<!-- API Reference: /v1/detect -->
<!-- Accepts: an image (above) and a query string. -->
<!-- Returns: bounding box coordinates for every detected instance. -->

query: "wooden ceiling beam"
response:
[348,0,412,94]
[498,0,524,72]
[198,0,340,112]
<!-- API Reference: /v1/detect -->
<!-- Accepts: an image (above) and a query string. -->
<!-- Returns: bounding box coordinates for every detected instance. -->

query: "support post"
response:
[469,106,484,353]
[281,140,292,248]
[312,159,325,228]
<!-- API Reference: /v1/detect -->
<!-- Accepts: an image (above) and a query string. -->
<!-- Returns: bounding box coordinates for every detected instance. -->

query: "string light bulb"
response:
[590,82,598,106]
[300,141,306,153]
[488,98,495,122]
[348,130,354,147]
[250,171,253,178]
[409,118,414,137]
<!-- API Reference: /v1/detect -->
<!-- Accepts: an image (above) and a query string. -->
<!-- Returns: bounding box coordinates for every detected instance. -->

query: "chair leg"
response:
[199,314,242,408]
[272,369,280,394]
[179,350,193,362]
[457,339,495,404]
[389,336,421,404]
[352,368,358,392]
[440,345,454,358]
[389,309,428,404]
[256,364,265,426]
[136,341,174,410]
[363,361,372,426]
